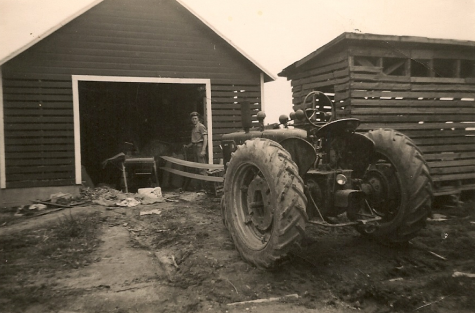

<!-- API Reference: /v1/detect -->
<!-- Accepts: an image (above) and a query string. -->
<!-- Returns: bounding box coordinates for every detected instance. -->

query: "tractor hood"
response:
[221,128,316,177]
[221,127,308,144]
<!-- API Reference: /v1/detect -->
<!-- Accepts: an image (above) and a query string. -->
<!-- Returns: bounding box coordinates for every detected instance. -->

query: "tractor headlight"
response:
[336,174,347,186]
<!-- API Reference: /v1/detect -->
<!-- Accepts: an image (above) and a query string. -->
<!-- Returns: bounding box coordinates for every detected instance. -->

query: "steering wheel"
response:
[302,91,336,127]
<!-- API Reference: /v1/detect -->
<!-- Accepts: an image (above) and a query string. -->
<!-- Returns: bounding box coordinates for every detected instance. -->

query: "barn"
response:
[279,32,475,198]
[0,0,275,206]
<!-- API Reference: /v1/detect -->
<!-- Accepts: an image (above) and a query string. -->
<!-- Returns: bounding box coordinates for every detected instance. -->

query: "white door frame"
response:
[72,75,212,185]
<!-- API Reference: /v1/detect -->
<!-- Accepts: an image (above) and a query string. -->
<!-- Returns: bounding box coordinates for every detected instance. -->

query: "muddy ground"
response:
[1,190,475,313]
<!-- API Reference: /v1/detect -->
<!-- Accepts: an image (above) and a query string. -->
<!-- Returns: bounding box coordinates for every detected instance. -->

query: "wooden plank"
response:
[412,136,475,146]
[402,130,475,138]
[424,151,475,161]
[429,159,475,168]
[6,179,75,188]
[5,137,74,145]
[411,84,475,92]
[7,145,75,152]
[7,172,74,181]
[430,166,475,175]
[3,102,74,109]
[350,73,411,83]
[432,172,475,182]
[419,144,475,153]
[348,46,407,58]
[5,116,73,123]
[6,151,74,159]
[351,99,475,107]
[410,77,467,84]
[161,156,224,170]
[290,59,349,80]
[358,122,475,130]
[434,183,475,196]
[351,90,475,99]
[3,87,73,95]
[3,79,72,88]
[351,114,475,122]
[349,81,411,91]
[350,107,475,115]
[6,165,75,174]
[4,131,73,137]
[159,167,223,182]
[4,109,74,116]
[6,159,73,166]
[3,94,73,101]
[4,124,74,130]
[349,66,383,73]
[292,68,350,87]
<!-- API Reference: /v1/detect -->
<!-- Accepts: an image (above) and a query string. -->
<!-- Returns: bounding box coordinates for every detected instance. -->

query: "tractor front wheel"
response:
[223,138,308,269]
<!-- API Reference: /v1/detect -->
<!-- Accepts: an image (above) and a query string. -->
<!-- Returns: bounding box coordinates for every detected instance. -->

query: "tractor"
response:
[220,91,433,269]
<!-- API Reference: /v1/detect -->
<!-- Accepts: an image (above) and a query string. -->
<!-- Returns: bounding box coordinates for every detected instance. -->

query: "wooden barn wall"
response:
[288,50,351,118]
[1,0,261,188]
[345,44,475,196]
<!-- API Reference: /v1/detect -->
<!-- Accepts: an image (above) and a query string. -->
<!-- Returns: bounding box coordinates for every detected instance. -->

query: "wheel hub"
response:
[364,169,390,216]
[246,176,272,231]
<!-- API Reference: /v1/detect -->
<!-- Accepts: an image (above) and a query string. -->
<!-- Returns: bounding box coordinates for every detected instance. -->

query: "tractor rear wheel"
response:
[357,128,433,243]
[223,138,308,269]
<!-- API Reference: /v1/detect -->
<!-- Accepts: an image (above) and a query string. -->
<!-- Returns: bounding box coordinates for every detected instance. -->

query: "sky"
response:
[1,0,475,123]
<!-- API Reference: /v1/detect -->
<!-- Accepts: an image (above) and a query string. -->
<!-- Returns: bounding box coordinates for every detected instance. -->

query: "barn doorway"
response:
[74,77,211,187]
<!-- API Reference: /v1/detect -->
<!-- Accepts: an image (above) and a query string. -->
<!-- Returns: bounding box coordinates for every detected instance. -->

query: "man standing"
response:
[184,112,208,191]
[185,111,208,165]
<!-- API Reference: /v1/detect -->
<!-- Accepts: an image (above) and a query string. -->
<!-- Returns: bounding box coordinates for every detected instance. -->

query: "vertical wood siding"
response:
[1,0,262,188]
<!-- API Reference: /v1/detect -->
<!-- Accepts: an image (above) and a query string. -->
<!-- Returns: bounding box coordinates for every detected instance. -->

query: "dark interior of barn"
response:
[78,81,206,187]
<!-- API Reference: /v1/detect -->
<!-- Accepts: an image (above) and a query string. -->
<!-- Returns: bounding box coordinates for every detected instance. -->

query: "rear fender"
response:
[280,138,316,177]
[339,133,375,177]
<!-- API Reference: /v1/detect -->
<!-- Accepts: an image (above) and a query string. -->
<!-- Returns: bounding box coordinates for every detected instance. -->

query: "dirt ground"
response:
[1,190,475,313]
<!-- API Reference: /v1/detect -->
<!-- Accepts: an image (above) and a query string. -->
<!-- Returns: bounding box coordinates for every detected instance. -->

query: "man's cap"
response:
[190,111,199,117]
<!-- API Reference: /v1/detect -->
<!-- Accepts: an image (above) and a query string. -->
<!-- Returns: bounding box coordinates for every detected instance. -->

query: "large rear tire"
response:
[357,129,433,243]
[223,138,308,269]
